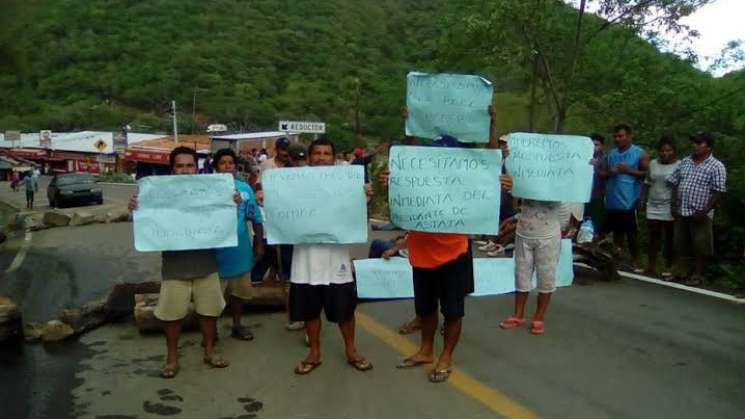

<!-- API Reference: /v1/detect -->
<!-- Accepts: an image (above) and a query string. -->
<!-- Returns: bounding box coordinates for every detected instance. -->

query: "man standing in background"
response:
[603,124,649,271]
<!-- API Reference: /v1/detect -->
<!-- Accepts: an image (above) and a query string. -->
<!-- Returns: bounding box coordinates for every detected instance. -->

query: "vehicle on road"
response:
[47,173,103,208]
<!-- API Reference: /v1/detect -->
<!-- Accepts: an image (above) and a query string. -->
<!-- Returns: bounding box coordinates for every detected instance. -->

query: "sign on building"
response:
[4,130,20,143]
[40,130,52,148]
[278,121,326,134]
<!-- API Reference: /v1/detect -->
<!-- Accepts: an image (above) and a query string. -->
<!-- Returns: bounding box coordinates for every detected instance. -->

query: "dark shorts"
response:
[289,282,357,323]
[412,249,474,320]
[606,209,637,234]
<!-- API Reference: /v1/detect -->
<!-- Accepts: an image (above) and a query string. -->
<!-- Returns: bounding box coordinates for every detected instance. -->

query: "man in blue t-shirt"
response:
[213,148,265,340]
[603,124,649,271]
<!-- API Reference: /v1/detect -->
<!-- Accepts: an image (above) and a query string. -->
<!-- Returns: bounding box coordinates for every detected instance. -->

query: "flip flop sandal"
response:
[396,357,433,369]
[203,354,230,368]
[294,360,322,375]
[499,316,526,329]
[530,320,545,335]
[160,363,179,379]
[348,358,373,372]
[231,325,254,341]
[428,368,452,383]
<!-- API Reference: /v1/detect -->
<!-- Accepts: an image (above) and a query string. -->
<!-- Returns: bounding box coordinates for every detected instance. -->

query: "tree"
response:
[441,0,711,132]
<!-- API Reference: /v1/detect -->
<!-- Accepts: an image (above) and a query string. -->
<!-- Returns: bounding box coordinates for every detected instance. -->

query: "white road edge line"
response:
[576,262,744,304]
[6,229,32,273]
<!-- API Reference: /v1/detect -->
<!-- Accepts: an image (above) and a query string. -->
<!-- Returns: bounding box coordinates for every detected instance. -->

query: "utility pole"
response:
[171,100,179,145]
[192,87,197,134]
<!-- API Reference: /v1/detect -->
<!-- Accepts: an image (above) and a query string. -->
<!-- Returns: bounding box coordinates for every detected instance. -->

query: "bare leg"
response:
[533,292,552,322]
[338,316,365,362]
[163,320,182,366]
[435,318,462,371]
[230,295,243,328]
[628,229,640,266]
[199,316,218,357]
[514,291,529,318]
[303,318,322,363]
[646,221,661,274]
[406,312,437,362]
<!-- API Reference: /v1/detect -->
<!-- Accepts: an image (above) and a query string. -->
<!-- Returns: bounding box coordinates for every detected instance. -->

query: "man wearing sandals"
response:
[290,138,374,375]
[129,147,239,378]
[213,148,265,341]
[668,132,726,286]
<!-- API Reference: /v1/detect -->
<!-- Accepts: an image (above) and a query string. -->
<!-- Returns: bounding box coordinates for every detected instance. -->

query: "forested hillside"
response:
[1,0,744,288]
[0,0,446,142]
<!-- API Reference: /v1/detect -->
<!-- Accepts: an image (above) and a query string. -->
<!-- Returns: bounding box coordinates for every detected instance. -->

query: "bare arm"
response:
[486,105,499,149]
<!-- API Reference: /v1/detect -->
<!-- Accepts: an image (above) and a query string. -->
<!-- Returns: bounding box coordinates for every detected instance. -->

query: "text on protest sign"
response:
[505,132,594,203]
[262,165,368,244]
[405,72,493,143]
[388,146,502,235]
[133,174,237,252]
[355,240,574,299]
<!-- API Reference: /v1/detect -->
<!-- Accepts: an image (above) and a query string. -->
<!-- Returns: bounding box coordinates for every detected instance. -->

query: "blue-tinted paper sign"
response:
[354,257,414,299]
[262,165,368,244]
[406,72,493,142]
[134,174,237,252]
[388,146,502,235]
[506,132,594,203]
[355,239,574,299]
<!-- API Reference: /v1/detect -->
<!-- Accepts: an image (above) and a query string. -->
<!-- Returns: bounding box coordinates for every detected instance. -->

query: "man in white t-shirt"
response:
[289,137,373,375]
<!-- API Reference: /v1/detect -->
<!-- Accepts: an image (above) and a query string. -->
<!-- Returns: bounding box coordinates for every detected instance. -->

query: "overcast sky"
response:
[674,0,745,75]
[569,0,745,76]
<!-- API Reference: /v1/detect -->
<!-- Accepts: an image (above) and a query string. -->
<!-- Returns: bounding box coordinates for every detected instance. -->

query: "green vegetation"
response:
[0,0,743,289]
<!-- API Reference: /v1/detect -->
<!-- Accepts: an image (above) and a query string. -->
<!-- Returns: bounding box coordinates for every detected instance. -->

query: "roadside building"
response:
[0,131,116,175]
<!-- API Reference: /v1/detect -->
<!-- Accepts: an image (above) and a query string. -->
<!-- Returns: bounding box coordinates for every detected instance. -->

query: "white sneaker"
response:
[487,245,505,257]
[286,321,305,331]
[478,242,498,251]
[474,240,489,246]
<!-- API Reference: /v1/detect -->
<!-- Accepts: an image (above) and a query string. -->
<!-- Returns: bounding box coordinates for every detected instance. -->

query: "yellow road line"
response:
[356,311,540,419]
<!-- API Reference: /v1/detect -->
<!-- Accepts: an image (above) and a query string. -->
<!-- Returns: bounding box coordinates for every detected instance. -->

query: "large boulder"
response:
[40,320,75,342]
[43,211,71,227]
[60,298,109,334]
[0,295,21,342]
[105,208,130,223]
[107,282,160,320]
[134,293,198,333]
[70,211,96,226]
[23,322,44,342]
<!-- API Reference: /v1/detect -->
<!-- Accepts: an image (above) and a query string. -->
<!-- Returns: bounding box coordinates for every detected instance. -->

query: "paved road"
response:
[0,177,135,216]
[1,222,744,418]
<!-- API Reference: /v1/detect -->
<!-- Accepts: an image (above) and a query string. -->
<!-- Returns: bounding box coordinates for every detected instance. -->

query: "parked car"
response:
[47,173,103,208]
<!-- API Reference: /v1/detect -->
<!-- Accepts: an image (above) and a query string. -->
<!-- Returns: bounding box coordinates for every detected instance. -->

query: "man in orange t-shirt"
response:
[389,106,512,383]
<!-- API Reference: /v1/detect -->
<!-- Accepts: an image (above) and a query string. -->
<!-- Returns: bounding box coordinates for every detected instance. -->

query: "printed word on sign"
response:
[278,120,326,134]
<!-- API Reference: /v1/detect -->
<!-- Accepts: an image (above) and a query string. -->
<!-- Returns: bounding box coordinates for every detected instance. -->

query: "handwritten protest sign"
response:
[356,240,574,299]
[388,146,502,235]
[505,132,594,202]
[406,72,493,142]
[262,165,368,244]
[354,257,414,299]
[134,174,237,252]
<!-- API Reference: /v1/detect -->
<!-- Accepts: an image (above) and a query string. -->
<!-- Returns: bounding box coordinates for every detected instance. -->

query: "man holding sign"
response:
[286,138,374,375]
[393,106,511,383]
[129,147,241,378]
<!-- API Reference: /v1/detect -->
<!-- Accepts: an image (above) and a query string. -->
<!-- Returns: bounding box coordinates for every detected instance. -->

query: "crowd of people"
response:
[128,113,726,383]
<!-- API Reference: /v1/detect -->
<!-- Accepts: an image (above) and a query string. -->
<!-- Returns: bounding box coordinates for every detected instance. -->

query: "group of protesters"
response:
[587,125,726,286]
[129,106,726,383]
